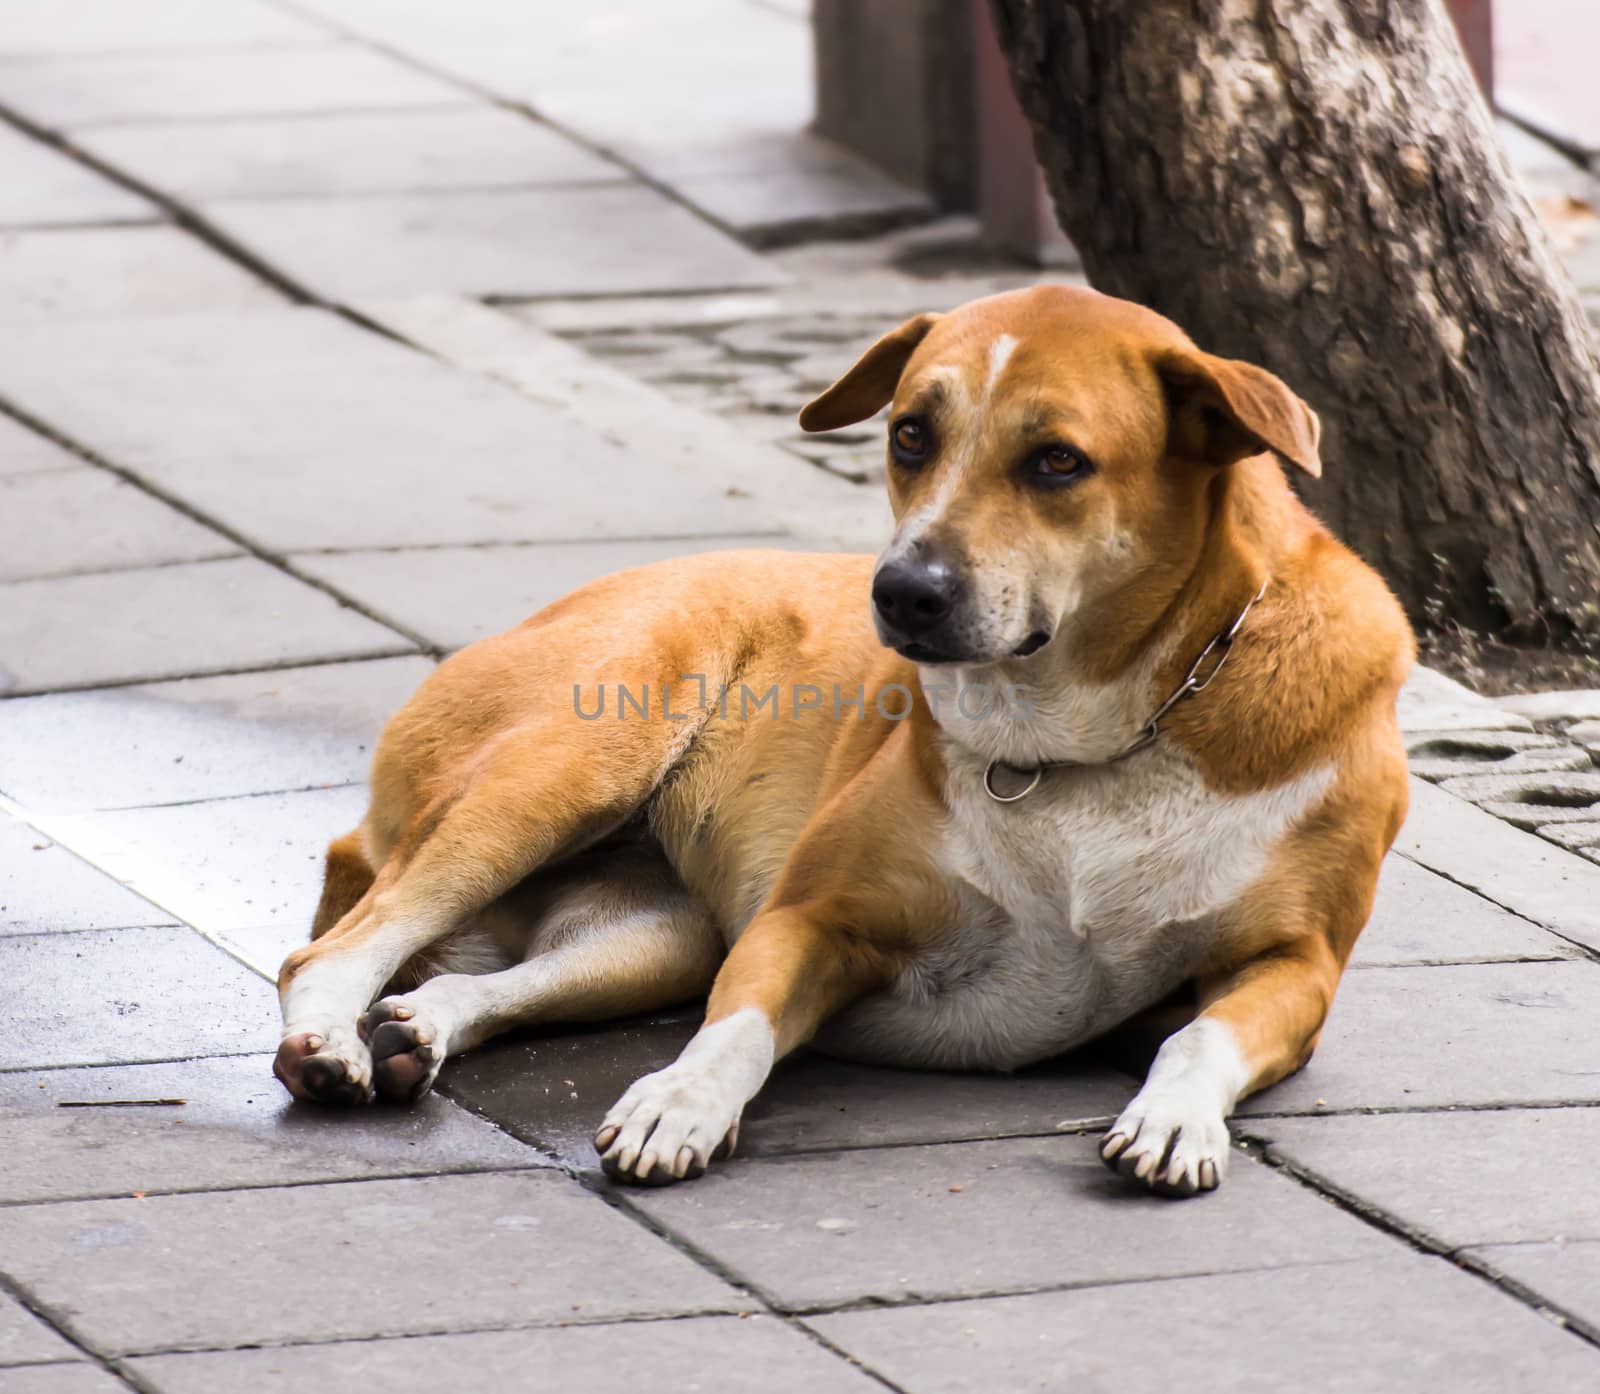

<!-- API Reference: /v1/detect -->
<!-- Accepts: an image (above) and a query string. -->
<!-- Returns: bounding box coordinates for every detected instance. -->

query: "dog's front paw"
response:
[594,1068,740,1186]
[273,1025,373,1106]
[1100,1088,1231,1198]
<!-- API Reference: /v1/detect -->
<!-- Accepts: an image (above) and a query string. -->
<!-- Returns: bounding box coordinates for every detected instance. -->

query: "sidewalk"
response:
[3,4,1600,1391]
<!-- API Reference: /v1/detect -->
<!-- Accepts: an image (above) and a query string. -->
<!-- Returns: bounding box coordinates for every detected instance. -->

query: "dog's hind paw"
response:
[360,998,442,1102]
[274,1027,373,1106]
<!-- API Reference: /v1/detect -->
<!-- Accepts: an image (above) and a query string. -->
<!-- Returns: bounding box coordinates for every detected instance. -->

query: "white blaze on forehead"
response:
[985,333,1020,397]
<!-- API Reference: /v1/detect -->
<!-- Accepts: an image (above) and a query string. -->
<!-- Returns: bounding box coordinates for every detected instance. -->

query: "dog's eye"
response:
[1029,443,1094,485]
[890,417,928,463]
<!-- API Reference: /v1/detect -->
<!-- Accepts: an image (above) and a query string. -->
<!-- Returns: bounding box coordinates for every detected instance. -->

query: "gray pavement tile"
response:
[44,784,370,935]
[0,815,174,936]
[1398,777,1600,952]
[0,1366,128,1394]
[1351,855,1572,967]
[441,1013,1133,1172]
[0,126,154,228]
[673,169,933,246]
[1500,689,1600,723]
[0,226,278,324]
[202,185,780,298]
[0,0,326,55]
[296,539,826,652]
[0,468,238,582]
[0,1171,748,1355]
[1238,961,1600,1115]
[0,308,791,551]
[0,1292,80,1367]
[0,656,431,813]
[1466,1241,1600,1335]
[214,923,304,981]
[80,109,623,200]
[1253,1108,1600,1249]
[131,1315,881,1394]
[1398,665,1532,734]
[0,413,77,477]
[0,45,467,129]
[0,558,410,695]
[0,1055,546,1204]
[0,926,277,1069]
[628,1134,1390,1311]
[811,1255,1600,1394]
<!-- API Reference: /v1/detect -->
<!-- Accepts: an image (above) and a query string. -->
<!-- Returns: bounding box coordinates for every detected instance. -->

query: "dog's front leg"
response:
[1101,942,1339,1196]
[597,903,892,1184]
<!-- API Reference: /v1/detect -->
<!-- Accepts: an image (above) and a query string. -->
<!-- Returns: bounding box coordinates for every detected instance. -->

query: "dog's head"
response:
[799,286,1320,667]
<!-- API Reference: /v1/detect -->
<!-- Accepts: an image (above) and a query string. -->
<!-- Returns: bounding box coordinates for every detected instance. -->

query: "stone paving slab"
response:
[0,1171,749,1355]
[810,1254,1600,1394]
[0,226,278,324]
[1398,778,1600,952]
[0,45,467,129]
[0,1292,81,1367]
[1237,961,1600,1116]
[628,1134,1390,1311]
[1351,855,1571,967]
[0,468,238,582]
[441,1012,1133,1172]
[0,557,410,695]
[1252,1108,1600,1250]
[1465,1241,1600,1336]
[0,1365,127,1394]
[0,125,154,228]
[44,784,369,934]
[131,1315,881,1393]
[0,926,278,1069]
[0,413,77,477]
[213,923,303,981]
[80,109,624,201]
[0,655,431,813]
[0,307,794,551]
[0,0,326,56]
[298,539,830,652]
[0,815,175,936]
[0,1055,545,1204]
[675,163,933,247]
[204,185,781,299]
[1499,689,1600,723]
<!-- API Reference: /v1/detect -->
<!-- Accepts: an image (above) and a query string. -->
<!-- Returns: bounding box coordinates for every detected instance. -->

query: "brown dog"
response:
[274,286,1412,1196]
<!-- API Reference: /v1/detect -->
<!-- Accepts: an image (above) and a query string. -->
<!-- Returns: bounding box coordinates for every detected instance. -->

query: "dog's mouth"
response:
[1011,629,1053,658]
[894,639,963,664]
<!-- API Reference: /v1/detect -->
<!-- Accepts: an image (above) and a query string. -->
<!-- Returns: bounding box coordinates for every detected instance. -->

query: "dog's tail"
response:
[311,826,375,939]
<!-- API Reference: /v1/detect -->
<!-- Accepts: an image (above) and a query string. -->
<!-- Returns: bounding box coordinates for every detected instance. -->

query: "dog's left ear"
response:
[798,313,940,432]
[1157,349,1322,477]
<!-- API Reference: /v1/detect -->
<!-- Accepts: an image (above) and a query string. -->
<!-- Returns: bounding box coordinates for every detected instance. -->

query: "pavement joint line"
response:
[0,1050,271,1077]
[0,549,246,587]
[0,213,163,233]
[0,1159,554,1211]
[69,98,477,135]
[0,97,318,305]
[0,392,438,655]
[0,1268,145,1392]
[1236,1133,1600,1353]
[0,649,437,703]
[284,529,795,557]
[1393,847,1600,966]
[1,780,369,818]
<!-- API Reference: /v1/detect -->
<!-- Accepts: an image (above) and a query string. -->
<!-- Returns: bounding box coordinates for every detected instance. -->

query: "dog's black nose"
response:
[872,557,961,636]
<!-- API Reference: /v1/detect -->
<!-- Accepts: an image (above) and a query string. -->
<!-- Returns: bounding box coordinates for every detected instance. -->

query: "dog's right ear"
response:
[798,313,940,432]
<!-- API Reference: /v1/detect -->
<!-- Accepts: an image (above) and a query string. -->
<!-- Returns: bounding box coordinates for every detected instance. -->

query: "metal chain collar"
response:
[982,578,1270,804]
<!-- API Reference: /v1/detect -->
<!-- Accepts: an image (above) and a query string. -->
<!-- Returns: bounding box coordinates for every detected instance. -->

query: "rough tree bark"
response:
[988,0,1600,645]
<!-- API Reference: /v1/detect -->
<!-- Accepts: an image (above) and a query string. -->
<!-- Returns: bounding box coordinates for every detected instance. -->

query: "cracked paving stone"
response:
[0,1055,546,1205]
[811,1254,1600,1394]
[0,1366,130,1393]
[0,125,155,227]
[0,926,278,1069]
[0,1172,749,1355]
[130,1314,882,1394]
[0,1290,81,1367]
[1404,727,1591,781]
[1254,1107,1600,1250]
[1440,770,1600,829]
[0,412,76,477]
[628,1133,1389,1310]
[1463,1241,1600,1336]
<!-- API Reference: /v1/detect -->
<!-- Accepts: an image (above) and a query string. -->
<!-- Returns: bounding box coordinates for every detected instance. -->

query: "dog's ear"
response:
[798,313,940,432]
[1157,349,1322,477]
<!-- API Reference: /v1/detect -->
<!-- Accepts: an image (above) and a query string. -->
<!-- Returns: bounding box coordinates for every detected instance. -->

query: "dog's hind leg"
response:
[275,724,679,1106]
[310,826,374,940]
[357,836,722,1101]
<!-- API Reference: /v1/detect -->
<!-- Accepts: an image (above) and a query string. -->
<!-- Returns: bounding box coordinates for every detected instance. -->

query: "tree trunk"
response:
[988,0,1600,646]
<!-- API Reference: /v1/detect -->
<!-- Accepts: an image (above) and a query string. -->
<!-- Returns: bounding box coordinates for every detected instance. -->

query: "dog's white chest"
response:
[821,745,1333,1070]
